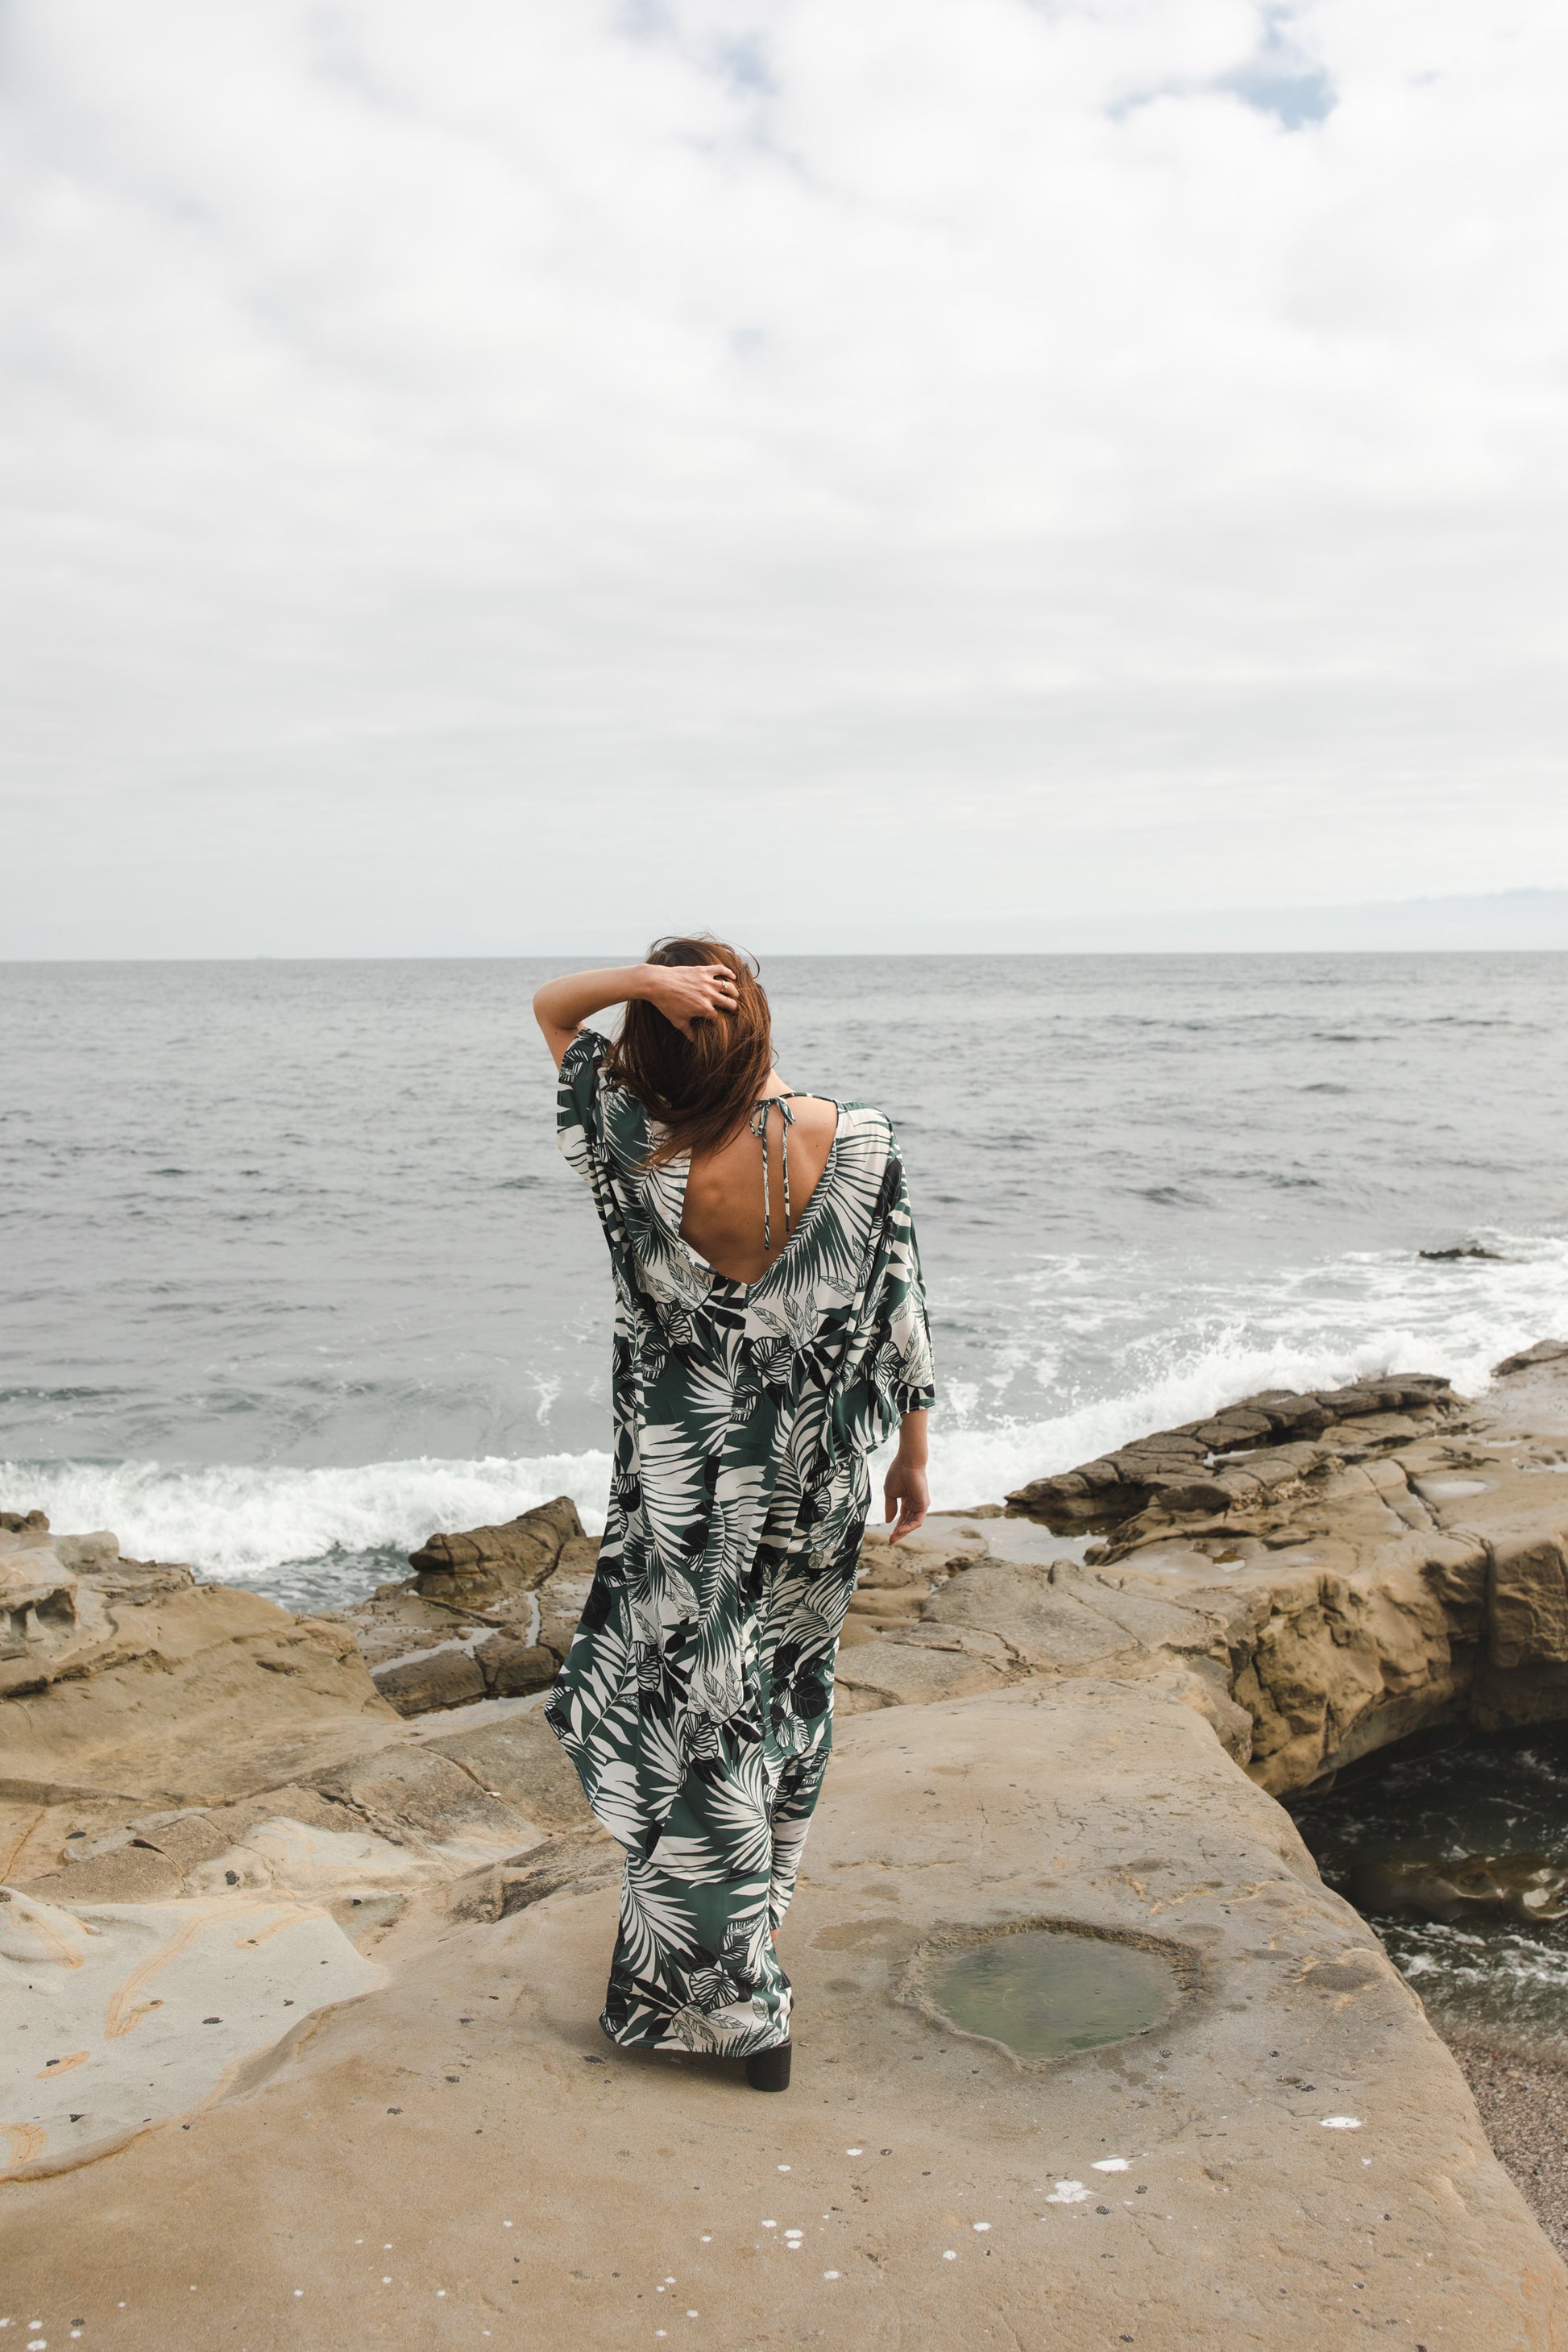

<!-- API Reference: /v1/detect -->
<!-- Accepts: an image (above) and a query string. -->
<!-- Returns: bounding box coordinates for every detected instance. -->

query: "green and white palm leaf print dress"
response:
[544,1028,935,2056]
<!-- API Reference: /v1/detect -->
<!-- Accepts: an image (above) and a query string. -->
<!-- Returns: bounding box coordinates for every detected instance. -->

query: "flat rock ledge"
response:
[1005,1372,1461,1533]
[4,1341,1568,2346]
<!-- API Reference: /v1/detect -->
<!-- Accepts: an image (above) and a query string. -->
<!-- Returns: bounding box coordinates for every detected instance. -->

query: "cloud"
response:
[2,0,1565,954]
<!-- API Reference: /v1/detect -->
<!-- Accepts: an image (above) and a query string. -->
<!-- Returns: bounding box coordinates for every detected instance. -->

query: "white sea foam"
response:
[6,1238,1564,1591]
[914,1232,1568,1505]
[0,1452,612,1583]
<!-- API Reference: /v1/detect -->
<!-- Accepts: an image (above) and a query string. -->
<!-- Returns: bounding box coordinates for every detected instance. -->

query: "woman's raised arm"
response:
[533,962,739,1068]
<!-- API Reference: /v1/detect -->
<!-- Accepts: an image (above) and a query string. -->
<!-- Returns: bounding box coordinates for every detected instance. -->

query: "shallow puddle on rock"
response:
[930,1929,1180,2055]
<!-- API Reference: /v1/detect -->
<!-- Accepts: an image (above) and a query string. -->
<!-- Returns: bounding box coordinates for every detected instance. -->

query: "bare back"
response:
[678,1081,838,1284]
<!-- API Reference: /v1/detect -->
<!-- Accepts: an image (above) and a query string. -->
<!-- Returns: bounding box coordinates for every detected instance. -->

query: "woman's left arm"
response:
[883,1409,929,1541]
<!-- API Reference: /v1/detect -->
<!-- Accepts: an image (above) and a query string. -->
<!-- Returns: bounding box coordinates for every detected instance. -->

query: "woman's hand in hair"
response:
[642,960,740,1039]
[532,960,738,1066]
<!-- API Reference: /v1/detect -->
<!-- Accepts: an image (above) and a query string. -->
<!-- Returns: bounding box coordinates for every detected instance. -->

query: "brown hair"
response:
[603,934,773,1167]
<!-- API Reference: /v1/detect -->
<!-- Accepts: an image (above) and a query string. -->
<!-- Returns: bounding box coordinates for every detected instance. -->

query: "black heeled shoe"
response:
[745,2041,792,2093]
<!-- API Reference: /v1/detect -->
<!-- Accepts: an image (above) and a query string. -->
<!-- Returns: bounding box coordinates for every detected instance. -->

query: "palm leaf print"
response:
[543,1026,934,2051]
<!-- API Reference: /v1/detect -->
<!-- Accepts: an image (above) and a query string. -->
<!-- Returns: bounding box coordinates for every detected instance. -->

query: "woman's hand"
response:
[883,1412,930,1542]
[533,961,737,1065]
[642,960,739,1039]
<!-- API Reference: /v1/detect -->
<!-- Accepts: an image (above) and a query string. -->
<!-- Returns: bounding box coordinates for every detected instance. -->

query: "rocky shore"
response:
[6,1342,1568,2346]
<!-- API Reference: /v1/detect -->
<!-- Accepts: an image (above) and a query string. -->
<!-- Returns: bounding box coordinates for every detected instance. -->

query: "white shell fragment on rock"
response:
[1320,2115,1364,2129]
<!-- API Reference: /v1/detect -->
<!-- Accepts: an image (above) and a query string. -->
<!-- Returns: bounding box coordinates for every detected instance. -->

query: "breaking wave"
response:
[7,1230,1564,1603]
[0,1451,613,1585]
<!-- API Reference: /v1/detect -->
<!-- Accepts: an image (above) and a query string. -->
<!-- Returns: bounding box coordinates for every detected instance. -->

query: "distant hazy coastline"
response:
[769,887,1568,958]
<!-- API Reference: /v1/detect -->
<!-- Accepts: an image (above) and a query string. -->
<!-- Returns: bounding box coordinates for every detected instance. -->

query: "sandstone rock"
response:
[0,1580,398,1808]
[192,1813,446,1906]
[478,1637,558,1697]
[1485,1526,1568,1670]
[971,1385,1568,1792]
[49,1530,118,1571]
[259,1542,574,1703]
[0,1880,383,2182]
[0,1534,601,1907]
[1139,1661,1256,1761]
[340,1591,475,1670]
[1006,1378,1460,1532]
[1139,1472,1234,1516]
[10,1679,1562,2345]
[554,1532,600,1578]
[349,1536,604,1685]
[1047,1562,1227,1658]
[13,1770,535,1918]
[494,1824,619,1913]
[845,1584,928,1621]
[0,1547,80,1658]
[833,1637,1010,1708]
[20,1807,268,1905]
[1190,1408,1274,1447]
[921,1557,1148,1672]
[409,1494,583,1602]
[446,1822,620,1923]
[859,1521,989,1578]
[35,1797,434,1910]
[306,1742,526,1860]
[835,1614,881,1648]
[10,1347,1568,2338]
[854,1542,927,1591]
[26,1832,189,1904]
[419,1712,593,1831]
[371,1646,487,1715]
[536,1541,599,1661]
[1495,1338,1568,1376]
[89,1555,196,1604]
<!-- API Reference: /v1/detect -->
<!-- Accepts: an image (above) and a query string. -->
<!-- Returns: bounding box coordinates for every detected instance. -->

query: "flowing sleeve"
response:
[869,1143,936,1421]
[555,1027,612,1186]
[820,1122,935,1467]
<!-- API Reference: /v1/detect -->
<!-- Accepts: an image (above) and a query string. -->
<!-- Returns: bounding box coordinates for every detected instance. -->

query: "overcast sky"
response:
[4,0,1566,956]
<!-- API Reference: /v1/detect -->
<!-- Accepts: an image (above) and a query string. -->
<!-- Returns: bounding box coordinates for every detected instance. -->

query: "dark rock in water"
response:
[1421,1245,1504,1262]
[0,1509,49,1533]
[1351,1851,1568,1926]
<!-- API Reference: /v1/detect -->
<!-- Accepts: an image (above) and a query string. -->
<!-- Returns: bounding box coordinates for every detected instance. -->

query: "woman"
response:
[533,936,934,2092]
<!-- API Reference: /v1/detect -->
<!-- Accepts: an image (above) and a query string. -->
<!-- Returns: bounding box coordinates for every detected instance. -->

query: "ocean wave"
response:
[927,1230,1568,1489]
[6,1234,1565,1595]
[0,1452,613,1583]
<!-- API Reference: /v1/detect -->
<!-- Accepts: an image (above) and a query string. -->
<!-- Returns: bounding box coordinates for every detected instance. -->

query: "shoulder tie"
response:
[749,1094,797,1255]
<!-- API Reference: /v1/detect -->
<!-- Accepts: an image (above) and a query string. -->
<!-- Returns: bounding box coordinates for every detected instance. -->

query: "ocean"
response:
[4,952,1566,1612]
